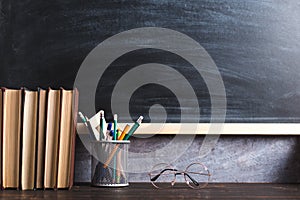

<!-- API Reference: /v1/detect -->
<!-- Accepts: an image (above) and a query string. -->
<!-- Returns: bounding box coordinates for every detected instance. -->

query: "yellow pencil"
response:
[118,124,130,140]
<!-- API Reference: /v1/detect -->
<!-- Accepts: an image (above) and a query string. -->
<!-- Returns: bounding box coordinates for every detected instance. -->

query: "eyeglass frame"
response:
[148,162,211,189]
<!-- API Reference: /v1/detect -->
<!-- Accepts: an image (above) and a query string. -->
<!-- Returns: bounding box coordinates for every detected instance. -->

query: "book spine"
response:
[2,89,22,189]
[0,89,2,189]
[35,89,47,189]
[21,90,38,190]
[57,88,73,188]
[69,88,79,189]
[44,89,61,189]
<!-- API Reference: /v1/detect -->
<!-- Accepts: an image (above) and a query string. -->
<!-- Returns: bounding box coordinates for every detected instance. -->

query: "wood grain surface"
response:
[0,183,299,199]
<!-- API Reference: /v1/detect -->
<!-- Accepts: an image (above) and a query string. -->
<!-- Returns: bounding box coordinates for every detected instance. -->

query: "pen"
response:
[79,112,97,140]
[113,114,117,140]
[117,128,121,139]
[123,116,143,140]
[107,123,112,131]
[78,112,88,126]
[118,124,130,140]
[100,110,106,140]
[106,123,112,140]
[103,112,107,140]
[113,114,118,183]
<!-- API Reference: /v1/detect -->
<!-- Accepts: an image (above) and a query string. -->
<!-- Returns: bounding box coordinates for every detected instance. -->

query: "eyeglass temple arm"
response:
[150,168,177,182]
[183,173,200,186]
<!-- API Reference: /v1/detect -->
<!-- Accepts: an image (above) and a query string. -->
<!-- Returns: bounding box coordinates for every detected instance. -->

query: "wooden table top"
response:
[0,183,299,199]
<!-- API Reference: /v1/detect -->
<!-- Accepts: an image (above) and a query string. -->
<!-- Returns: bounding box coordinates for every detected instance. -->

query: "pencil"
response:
[118,124,130,140]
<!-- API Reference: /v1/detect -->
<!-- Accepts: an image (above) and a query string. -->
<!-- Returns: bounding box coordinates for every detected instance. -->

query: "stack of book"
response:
[0,87,78,190]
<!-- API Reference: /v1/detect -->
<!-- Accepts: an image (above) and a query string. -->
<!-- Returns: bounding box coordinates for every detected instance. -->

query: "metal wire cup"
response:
[148,162,211,189]
[91,140,130,187]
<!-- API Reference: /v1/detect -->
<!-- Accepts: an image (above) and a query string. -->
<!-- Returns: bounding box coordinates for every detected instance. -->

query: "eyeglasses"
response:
[148,162,211,189]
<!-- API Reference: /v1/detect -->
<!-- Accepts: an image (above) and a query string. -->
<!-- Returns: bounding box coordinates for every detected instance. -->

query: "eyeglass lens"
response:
[184,163,210,189]
[149,163,176,189]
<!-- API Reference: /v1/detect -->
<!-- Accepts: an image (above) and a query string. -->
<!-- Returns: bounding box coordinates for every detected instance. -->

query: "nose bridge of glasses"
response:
[174,171,185,176]
[172,171,199,187]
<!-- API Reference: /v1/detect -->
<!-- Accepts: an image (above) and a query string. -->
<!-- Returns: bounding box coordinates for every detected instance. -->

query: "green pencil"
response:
[124,116,143,140]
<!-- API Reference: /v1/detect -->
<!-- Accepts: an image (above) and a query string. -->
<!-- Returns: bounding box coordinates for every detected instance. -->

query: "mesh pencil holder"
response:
[91,140,130,187]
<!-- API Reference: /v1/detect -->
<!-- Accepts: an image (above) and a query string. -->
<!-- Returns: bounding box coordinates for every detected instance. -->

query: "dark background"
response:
[1,0,300,122]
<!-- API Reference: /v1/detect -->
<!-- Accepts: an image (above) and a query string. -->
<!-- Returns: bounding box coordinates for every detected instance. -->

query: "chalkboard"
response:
[0,0,300,123]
